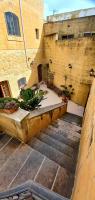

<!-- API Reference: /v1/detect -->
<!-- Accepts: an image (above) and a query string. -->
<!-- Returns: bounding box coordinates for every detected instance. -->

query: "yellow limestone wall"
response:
[72,79,95,200]
[0,0,44,97]
[43,18,95,106]
[0,103,67,143]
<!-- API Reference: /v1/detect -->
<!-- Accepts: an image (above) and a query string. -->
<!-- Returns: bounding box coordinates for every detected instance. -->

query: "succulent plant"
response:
[4,101,19,110]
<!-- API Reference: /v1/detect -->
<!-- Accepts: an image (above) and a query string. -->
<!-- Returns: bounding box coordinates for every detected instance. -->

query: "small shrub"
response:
[61,85,74,99]
[19,88,45,111]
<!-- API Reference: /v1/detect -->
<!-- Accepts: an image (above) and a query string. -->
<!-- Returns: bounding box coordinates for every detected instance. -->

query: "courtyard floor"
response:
[40,84,84,117]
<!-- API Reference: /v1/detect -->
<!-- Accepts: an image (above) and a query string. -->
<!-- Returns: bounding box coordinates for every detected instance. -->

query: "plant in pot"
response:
[19,88,45,111]
[0,98,19,114]
[60,85,74,102]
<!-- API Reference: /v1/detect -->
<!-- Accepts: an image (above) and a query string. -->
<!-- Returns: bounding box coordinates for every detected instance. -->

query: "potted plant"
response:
[0,98,19,114]
[60,85,74,102]
[19,88,45,111]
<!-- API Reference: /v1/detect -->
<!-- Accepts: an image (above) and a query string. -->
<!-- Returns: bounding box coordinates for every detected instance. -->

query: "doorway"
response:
[38,64,42,82]
[0,85,3,97]
[38,64,49,83]
[0,81,11,97]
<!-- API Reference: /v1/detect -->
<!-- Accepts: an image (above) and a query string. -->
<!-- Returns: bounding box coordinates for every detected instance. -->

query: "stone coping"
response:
[0,108,29,123]
[29,102,65,119]
[0,180,68,200]
[0,102,65,124]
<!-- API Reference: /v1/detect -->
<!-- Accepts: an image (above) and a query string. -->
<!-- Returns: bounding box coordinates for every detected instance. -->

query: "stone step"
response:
[57,119,81,132]
[0,144,32,191]
[48,125,81,144]
[49,125,80,143]
[37,132,75,159]
[62,112,82,127]
[35,158,59,189]
[29,138,75,173]
[0,138,20,169]
[44,128,79,149]
[10,149,45,188]
[52,166,74,198]
[0,134,11,150]
[9,148,73,199]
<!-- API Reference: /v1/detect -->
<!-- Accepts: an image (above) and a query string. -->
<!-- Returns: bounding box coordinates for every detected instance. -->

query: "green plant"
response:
[48,70,55,81]
[0,98,19,110]
[0,97,19,104]
[60,85,74,99]
[19,88,45,111]
[20,88,35,101]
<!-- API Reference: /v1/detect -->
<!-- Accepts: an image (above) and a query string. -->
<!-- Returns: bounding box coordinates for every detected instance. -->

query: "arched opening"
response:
[38,64,49,83]
[5,12,21,36]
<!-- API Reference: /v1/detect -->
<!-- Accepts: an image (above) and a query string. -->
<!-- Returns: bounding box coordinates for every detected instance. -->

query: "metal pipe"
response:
[19,0,30,70]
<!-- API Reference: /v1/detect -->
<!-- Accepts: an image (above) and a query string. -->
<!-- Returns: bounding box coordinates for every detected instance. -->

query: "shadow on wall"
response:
[27,29,46,87]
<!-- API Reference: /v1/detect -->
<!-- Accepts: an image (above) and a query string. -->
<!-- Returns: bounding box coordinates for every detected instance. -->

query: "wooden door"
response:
[0,81,11,97]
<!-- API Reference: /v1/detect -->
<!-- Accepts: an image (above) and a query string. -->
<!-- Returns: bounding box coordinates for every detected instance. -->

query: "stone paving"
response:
[39,83,84,117]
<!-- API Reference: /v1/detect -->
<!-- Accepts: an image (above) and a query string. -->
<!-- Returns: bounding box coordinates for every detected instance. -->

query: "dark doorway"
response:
[38,64,42,82]
[0,85,4,97]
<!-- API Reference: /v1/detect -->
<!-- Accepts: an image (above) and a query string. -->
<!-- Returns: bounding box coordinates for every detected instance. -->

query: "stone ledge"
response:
[0,108,29,123]
[0,103,67,143]
[29,102,65,119]
[0,180,69,200]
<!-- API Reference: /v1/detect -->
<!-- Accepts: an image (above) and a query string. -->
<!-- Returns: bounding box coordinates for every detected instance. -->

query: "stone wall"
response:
[43,18,95,106]
[0,0,44,97]
[0,103,67,143]
[47,8,95,22]
[72,79,95,200]
[45,16,95,38]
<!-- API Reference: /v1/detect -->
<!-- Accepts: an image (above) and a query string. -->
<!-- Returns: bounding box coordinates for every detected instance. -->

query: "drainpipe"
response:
[19,0,30,70]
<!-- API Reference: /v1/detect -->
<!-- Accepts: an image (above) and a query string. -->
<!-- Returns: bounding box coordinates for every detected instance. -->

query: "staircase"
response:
[0,113,82,199]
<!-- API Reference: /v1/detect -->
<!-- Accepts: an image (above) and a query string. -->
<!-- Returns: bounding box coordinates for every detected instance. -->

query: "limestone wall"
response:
[0,0,44,97]
[72,79,95,200]
[0,103,67,143]
[47,8,95,22]
[43,19,95,106]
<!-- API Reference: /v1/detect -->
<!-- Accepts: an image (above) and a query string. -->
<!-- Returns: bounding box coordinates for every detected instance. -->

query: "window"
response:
[84,32,91,37]
[62,35,68,40]
[61,34,74,40]
[35,28,39,39]
[5,12,21,36]
[92,32,95,36]
[18,77,26,89]
[68,34,74,39]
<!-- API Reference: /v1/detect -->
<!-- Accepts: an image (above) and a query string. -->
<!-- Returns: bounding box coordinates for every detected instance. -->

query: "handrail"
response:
[0,180,69,200]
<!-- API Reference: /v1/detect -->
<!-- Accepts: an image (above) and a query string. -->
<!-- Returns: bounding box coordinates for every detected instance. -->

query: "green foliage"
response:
[20,88,35,101]
[0,88,45,111]
[0,97,19,104]
[0,98,19,110]
[19,88,45,111]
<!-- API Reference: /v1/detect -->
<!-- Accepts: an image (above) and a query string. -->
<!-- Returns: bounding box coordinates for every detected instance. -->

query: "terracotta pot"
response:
[62,96,68,103]
[0,108,18,114]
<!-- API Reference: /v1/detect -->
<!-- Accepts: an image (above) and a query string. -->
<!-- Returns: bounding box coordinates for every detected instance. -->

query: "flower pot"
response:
[0,108,18,114]
[62,96,68,103]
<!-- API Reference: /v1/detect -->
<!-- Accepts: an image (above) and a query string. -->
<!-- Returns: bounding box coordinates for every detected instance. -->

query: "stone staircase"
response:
[0,113,82,200]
